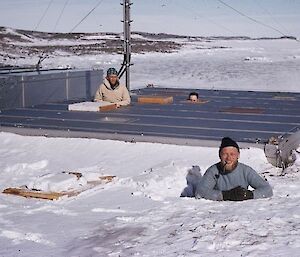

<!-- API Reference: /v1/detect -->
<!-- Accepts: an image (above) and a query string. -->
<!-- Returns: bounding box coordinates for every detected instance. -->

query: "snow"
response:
[0,130,300,256]
[2,36,300,93]
[68,101,115,112]
[129,39,300,92]
[1,35,300,256]
[27,173,88,192]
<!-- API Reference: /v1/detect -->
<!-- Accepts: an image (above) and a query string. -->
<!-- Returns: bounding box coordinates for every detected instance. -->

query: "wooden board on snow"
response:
[68,101,117,112]
[2,174,116,200]
[3,188,65,200]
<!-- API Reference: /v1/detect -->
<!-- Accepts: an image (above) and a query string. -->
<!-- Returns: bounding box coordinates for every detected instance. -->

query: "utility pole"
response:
[122,0,132,90]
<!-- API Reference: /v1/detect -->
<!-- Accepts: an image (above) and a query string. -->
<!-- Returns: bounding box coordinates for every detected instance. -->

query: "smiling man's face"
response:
[219,146,240,171]
[107,75,118,86]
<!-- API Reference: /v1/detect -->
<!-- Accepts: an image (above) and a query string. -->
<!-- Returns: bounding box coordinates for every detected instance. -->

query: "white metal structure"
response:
[264,128,300,169]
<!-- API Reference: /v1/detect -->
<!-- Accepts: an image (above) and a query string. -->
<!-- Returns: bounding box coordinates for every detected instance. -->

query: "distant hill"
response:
[0,26,296,68]
[0,27,182,61]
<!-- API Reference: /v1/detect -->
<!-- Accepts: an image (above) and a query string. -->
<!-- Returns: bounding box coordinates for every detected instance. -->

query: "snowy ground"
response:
[40,38,300,93]
[1,33,300,256]
[0,132,300,257]
[30,39,300,93]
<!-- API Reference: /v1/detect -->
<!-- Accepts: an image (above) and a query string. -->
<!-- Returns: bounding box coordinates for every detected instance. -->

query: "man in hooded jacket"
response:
[94,67,131,107]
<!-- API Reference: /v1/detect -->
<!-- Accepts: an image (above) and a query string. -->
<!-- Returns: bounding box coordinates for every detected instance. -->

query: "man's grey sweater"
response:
[195,162,273,201]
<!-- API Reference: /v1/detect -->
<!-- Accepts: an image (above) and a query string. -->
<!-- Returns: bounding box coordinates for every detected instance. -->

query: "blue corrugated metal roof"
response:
[0,87,299,148]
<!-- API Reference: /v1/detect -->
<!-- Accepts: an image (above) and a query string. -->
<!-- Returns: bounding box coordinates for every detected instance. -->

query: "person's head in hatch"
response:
[218,137,240,172]
[106,68,119,88]
[188,92,199,102]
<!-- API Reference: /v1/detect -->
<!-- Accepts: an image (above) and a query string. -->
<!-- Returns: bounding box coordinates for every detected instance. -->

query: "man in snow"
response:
[194,137,273,201]
[94,67,131,107]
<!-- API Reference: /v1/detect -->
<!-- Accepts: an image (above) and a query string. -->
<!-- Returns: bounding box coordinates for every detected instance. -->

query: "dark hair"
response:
[188,92,198,99]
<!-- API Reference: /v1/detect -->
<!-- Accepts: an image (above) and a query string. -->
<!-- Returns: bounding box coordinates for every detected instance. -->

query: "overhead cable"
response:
[216,0,287,37]
[34,0,54,31]
[70,0,105,33]
[253,0,291,36]
[52,0,70,32]
[168,0,236,35]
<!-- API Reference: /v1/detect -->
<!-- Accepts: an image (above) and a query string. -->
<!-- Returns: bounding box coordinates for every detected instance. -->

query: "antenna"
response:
[121,0,132,90]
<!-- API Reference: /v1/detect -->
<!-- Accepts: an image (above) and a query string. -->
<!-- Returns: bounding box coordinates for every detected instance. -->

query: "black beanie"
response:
[107,67,118,76]
[219,137,240,153]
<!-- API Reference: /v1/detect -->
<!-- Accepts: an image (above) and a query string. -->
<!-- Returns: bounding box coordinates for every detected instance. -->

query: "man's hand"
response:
[222,186,253,201]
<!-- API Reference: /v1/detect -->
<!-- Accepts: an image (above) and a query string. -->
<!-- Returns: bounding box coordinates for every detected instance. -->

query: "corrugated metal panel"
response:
[0,87,300,147]
[0,69,103,109]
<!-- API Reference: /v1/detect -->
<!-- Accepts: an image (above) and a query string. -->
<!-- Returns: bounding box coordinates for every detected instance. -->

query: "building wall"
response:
[0,69,103,110]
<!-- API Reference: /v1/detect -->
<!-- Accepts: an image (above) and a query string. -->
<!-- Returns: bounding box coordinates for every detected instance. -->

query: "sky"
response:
[0,0,299,37]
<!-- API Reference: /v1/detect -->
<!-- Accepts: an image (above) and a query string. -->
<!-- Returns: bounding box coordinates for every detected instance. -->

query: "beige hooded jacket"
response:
[94,78,131,106]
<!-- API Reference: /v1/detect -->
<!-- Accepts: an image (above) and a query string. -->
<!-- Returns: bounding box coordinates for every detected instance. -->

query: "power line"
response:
[52,0,70,32]
[216,0,287,37]
[70,0,105,33]
[252,0,300,43]
[167,0,236,36]
[34,0,54,31]
[253,0,291,36]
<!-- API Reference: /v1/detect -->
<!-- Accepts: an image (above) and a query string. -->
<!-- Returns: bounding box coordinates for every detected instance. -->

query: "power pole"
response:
[122,0,132,90]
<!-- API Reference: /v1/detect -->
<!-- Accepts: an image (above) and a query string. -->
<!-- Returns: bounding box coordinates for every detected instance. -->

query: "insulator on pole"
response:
[121,0,132,90]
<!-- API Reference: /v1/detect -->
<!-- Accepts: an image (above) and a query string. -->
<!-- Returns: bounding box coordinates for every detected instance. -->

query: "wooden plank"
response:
[3,188,65,200]
[138,96,173,104]
[2,175,116,200]
[87,175,116,185]
[98,175,116,182]
[99,104,117,112]
[219,107,264,114]
[272,96,296,101]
